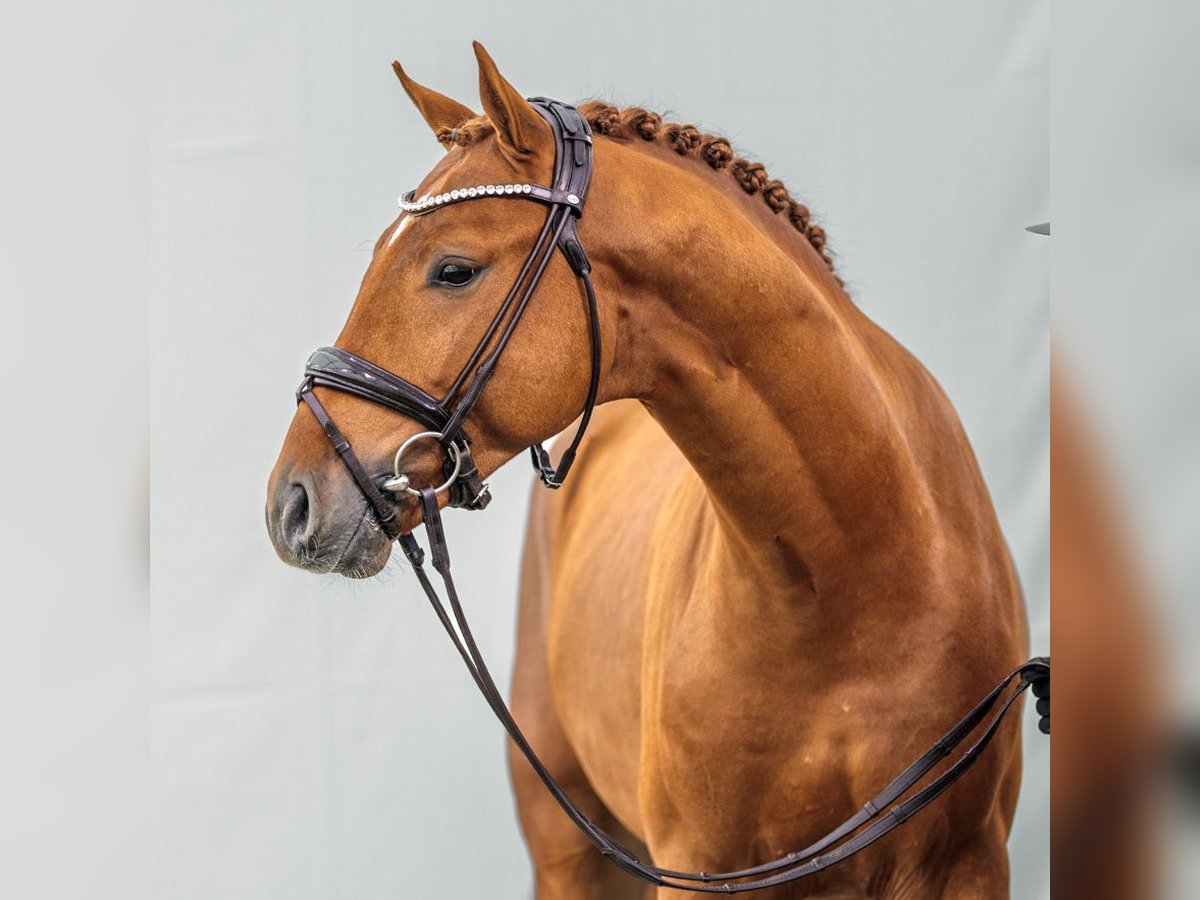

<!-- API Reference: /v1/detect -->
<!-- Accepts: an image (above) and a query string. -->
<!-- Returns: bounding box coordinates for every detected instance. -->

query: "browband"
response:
[399,181,584,216]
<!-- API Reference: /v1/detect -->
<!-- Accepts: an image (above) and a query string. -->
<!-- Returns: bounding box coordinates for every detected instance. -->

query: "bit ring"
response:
[381,431,461,496]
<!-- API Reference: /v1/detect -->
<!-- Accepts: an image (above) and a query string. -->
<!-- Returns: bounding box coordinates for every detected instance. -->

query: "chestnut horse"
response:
[266,44,1028,899]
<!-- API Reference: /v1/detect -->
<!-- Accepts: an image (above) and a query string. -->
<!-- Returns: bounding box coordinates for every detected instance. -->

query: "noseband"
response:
[296,98,600,536]
[291,96,1049,892]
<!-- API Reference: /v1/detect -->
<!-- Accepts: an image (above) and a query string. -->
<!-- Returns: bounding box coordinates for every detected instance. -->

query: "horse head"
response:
[266,44,618,576]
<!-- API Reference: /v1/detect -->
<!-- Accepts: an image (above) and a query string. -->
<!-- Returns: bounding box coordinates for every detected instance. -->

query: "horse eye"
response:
[435,263,477,286]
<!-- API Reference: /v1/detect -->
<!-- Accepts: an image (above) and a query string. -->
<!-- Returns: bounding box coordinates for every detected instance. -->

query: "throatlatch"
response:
[294,96,1050,893]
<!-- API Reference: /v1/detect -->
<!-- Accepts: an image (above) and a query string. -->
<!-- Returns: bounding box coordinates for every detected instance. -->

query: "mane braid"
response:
[435,102,840,283]
[578,102,840,282]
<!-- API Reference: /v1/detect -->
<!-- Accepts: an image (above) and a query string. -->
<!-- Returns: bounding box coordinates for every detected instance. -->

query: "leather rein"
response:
[294,97,1050,892]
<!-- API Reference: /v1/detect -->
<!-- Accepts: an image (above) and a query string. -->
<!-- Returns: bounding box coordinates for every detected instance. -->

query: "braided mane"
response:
[435,102,838,281]
[577,103,837,280]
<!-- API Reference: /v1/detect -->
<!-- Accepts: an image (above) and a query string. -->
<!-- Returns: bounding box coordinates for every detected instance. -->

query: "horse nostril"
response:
[280,481,313,550]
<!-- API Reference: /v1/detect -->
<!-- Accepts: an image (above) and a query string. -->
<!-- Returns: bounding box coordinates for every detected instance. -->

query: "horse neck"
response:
[598,150,962,598]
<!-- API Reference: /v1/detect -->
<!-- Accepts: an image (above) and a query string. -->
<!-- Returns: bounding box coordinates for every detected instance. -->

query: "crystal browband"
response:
[398,182,583,216]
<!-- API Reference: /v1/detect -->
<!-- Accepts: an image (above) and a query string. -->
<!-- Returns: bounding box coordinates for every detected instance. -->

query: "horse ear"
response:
[472,41,551,161]
[392,60,477,146]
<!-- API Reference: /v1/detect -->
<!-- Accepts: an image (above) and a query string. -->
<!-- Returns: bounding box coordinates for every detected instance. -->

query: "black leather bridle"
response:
[293,97,1049,892]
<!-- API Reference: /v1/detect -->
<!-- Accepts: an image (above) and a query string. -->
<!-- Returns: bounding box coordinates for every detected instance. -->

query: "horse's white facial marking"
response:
[385,213,416,249]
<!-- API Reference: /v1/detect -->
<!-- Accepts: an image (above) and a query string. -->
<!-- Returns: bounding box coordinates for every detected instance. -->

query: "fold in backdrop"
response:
[149,2,1048,897]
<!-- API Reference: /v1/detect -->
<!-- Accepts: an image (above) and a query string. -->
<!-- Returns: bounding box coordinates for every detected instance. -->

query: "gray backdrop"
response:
[150,2,1048,897]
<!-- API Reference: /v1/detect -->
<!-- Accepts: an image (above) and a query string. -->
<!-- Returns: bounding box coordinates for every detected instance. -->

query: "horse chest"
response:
[638,607,863,852]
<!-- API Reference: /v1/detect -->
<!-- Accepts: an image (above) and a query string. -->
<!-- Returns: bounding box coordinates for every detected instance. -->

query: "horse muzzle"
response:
[265,468,395,578]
